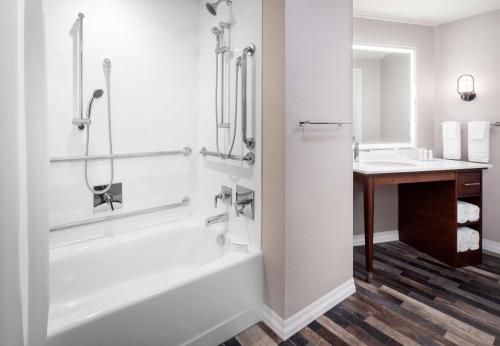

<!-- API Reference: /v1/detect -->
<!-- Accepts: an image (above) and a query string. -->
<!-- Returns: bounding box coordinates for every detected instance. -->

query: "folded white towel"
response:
[457,201,480,223]
[468,121,490,163]
[442,121,461,160]
[469,229,480,250]
[457,228,470,252]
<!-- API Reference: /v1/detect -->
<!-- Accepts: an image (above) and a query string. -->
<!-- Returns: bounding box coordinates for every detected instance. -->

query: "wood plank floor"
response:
[220,241,500,346]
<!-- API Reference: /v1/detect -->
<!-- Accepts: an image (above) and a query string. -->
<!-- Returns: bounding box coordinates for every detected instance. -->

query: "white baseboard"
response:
[353,230,399,246]
[483,239,500,255]
[261,278,355,341]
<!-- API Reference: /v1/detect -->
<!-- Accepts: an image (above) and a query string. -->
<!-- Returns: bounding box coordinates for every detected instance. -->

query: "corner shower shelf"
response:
[49,147,192,163]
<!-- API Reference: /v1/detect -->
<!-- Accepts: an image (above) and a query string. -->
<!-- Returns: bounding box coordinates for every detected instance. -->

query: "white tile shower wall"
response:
[197,0,262,250]
[46,0,200,244]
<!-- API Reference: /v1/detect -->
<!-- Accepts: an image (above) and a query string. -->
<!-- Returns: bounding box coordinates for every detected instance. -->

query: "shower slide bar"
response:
[199,147,255,165]
[49,147,192,163]
[49,196,191,232]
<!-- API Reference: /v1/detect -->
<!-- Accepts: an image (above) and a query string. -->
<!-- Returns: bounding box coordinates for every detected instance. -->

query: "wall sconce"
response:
[457,74,476,101]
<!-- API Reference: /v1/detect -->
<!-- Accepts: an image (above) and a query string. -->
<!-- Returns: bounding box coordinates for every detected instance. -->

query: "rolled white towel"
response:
[469,229,480,250]
[457,201,480,223]
[469,204,480,222]
[457,228,470,252]
[457,201,470,224]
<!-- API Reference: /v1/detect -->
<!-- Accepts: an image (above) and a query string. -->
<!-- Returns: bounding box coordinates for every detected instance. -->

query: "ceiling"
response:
[353,0,500,26]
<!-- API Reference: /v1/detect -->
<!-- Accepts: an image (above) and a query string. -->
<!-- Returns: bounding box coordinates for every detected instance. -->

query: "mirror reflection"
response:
[353,45,415,148]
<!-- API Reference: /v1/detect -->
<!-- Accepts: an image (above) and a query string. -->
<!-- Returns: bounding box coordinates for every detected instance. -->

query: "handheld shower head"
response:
[93,89,104,99]
[84,89,104,127]
[206,0,232,16]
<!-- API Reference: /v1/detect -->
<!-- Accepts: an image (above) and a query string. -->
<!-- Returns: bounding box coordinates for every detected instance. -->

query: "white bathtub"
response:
[48,220,263,346]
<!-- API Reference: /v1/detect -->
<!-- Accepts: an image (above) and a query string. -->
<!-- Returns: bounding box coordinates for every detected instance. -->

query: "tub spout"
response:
[205,213,229,227]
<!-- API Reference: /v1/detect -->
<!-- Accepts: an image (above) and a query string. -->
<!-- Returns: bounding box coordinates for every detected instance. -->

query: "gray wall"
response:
[380,54,411,143]
[284,0,353,318]
[353,17,435,235]
[262,0,286,318]
[353,59,382,142]
[262,0,354,320]
[433,10,500,243]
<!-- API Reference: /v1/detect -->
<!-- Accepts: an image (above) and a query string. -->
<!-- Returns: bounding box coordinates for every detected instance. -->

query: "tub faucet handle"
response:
[214,185,232,208]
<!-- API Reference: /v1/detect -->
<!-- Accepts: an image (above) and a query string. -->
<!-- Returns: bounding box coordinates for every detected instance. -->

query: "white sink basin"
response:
[364,161,418,167]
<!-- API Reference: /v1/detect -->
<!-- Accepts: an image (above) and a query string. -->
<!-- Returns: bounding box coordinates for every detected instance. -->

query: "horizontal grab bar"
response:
[50,147,192,163]
[49,196,191,232]
[199,147,255,165]
[299,120,353,127]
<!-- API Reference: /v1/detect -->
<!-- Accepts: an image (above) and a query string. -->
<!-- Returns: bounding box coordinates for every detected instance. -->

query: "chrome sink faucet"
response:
[354,141,360,162]
[353,140,370,162]
[205,213,229,227]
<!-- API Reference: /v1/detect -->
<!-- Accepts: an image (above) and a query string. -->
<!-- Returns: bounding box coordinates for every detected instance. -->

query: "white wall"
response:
[353,17,435,235]
[197,0,262,249]
[285,0,353,318]
[45,0,262,250]
[0,0,25,344]
[46,0,200,244]
[434,10,500,243]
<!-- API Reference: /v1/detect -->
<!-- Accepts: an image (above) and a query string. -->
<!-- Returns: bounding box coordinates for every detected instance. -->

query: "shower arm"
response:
[241,45,256,150]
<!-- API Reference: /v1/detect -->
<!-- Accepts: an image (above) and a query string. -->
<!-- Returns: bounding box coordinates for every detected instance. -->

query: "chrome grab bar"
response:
[241,45,256,150]
[49,147,192,163]
[72,13,86,129]
[299,120,353,127]
[49,197,191,232]
[199,147,255,165]
[79,13,84,122]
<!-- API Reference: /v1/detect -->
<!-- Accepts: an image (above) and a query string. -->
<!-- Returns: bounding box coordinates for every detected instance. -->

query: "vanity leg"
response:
[363,177,374,282]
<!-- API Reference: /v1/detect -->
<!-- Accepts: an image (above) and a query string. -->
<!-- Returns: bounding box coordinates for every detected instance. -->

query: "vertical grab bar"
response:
[72,13,89,130]
[78,13,84,123]
[241,44,256,150]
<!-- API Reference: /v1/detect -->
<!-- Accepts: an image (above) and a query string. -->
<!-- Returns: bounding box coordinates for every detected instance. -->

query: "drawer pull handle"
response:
[464,183,481,186]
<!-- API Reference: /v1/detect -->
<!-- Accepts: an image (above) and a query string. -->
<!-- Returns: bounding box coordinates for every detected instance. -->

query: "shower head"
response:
[93,89,104,99]
[206,0,232,16]
[84,89,104,127]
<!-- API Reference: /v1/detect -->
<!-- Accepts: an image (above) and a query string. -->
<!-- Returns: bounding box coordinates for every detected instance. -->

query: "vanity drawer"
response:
[457,172,481,196]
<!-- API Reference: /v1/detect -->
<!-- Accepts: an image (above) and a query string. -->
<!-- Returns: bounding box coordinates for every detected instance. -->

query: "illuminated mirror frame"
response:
[353,44,417,150]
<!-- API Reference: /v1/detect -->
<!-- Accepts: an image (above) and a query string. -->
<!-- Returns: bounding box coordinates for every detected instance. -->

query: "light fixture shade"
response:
[457,74,476,101]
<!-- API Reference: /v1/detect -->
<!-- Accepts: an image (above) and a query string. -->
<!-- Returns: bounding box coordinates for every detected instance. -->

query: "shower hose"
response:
[215,52,240,159]
[84,59,114,195]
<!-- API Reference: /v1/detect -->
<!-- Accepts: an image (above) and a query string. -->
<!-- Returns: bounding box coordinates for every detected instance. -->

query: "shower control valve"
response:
[234,185,254,220]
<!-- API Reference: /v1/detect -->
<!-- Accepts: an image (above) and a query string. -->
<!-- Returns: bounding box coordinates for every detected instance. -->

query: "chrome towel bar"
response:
[49,196,191,232]
[50,147,192,163]
[299,120,353,127]
[199,147,255,165]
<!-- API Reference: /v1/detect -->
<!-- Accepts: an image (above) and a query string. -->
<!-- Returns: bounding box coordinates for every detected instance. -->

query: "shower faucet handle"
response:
[214,185,232,208]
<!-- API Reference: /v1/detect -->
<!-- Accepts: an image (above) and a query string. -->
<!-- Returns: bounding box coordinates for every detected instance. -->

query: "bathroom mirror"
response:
[353,44,416,149]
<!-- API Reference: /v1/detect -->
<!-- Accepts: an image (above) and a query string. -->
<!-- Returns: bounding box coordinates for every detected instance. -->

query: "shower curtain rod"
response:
[49,147,192,163]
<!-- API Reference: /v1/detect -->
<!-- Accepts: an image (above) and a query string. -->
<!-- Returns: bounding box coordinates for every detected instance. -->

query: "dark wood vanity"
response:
[354,165,488,282]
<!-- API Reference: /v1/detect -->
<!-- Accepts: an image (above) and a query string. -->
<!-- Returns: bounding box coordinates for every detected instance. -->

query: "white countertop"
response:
[353,158,492,175]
